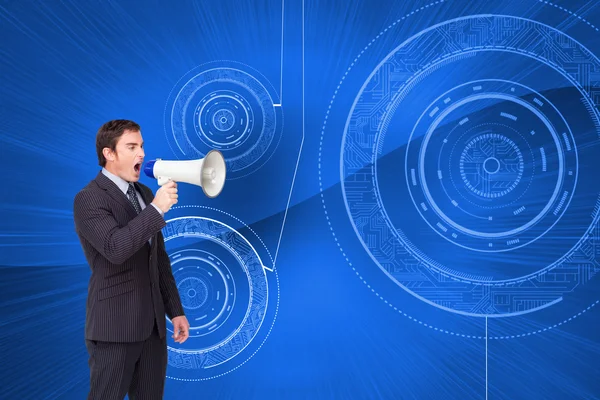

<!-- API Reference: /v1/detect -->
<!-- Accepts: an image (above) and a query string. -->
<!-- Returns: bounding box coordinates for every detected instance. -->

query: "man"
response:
[73,119,190,399]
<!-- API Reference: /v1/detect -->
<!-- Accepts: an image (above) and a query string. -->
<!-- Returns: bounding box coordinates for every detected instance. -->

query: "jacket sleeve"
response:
[156,230,185,319]
[73,189,166,265]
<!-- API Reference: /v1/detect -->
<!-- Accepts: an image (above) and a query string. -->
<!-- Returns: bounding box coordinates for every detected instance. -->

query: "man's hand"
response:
[171,315,189,344]
[151,181,178,213]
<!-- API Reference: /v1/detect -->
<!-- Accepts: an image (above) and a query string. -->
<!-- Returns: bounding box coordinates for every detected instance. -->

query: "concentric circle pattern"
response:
[337,15,600,317]
[162,215,271,379]
[164,61,283,179]
[195,90,254,147]
[459,133,523,198]
[400,80,577,252]
[171,249,236,335]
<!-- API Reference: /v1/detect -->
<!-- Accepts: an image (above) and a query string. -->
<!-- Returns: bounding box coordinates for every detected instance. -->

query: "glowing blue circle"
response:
[212,109,236,132]
[164,61,283,179]
[179,276,209,310]
[340,15,600,316]
[162,217,269,372]
[195,91,252,149]
[401,80,574,245]
[460,134,522,196]
[170,249,234,332]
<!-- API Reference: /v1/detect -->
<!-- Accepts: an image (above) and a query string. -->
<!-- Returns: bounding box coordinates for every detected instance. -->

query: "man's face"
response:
[105,129,145,182]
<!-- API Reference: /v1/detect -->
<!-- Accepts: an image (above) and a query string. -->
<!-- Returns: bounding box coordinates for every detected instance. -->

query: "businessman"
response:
[73,119,190,399]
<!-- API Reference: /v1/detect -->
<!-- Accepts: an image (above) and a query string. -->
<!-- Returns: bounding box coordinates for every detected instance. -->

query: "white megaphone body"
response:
[143,150,226,198]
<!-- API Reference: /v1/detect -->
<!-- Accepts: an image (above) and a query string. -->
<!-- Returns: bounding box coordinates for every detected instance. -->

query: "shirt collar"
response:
[102,168,132,195]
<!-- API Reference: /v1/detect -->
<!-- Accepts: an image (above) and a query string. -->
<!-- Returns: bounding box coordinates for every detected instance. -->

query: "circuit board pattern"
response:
[341,15,600,316]
[164,61,282,179]
[459,133,524,199]
[402,80,577,252]
[161,217,268,377]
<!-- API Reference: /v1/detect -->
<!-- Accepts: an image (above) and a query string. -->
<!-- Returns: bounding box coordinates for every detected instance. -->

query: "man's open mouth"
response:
[134,162,141,172]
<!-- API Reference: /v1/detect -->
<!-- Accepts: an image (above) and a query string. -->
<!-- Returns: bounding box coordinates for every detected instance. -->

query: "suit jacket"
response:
[73,170,184,343]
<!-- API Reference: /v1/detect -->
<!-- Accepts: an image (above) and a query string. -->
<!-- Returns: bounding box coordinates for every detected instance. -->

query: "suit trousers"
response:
[85,320,167,400]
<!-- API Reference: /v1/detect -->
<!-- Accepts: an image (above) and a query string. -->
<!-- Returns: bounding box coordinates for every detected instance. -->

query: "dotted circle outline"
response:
[317,0,600,339]
[447,122,535,211]
[458,134,524,199]
[164,205,279,380]
[211,108,238,133]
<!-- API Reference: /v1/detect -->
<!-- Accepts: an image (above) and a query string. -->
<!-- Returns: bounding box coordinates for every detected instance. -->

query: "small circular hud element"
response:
[340,15,600,317]
[196,90,254,147]
[459,133,524,198]
[165,61,283,179]
[163,216,270,379]
[211,108,236,133]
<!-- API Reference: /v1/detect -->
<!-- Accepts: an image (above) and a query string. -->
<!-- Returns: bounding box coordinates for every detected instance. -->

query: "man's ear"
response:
[103,147,116,162]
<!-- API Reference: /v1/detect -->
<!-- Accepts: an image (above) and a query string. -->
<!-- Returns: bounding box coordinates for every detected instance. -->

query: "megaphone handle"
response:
[157,176,171,186]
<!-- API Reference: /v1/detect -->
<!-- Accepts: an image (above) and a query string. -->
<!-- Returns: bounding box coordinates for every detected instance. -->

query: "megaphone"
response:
[143,150,226,198]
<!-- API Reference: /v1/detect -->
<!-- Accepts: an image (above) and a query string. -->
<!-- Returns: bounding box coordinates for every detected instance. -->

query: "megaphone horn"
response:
[143,150,226,198]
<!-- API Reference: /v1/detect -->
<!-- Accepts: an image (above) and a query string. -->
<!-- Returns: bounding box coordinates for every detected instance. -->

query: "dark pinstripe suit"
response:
[73,170,184,399]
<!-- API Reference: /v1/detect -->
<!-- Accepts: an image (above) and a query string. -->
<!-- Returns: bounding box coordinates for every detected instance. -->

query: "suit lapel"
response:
[94,171,138,219]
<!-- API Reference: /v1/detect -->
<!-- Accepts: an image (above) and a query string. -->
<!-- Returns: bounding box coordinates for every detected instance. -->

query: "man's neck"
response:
[103,165,119,177]
[103,166,130,183]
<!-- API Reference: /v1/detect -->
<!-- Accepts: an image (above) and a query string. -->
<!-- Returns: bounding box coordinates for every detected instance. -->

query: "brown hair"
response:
[96,119,141,167]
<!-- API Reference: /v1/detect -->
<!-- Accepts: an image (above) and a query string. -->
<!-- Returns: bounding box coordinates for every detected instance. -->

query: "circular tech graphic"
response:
[195,90,254,147]
[401,79,577,252]
[162,215,274,380]
[459,133,523,198]
[164,60,283,179]
[335,15,600,317]
[170,249,237,338]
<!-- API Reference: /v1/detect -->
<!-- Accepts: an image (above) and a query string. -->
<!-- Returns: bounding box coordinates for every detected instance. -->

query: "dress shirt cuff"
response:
[150,203,164,217]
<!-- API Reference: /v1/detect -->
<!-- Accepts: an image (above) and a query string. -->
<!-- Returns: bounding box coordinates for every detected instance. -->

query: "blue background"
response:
[1,0,600,398]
